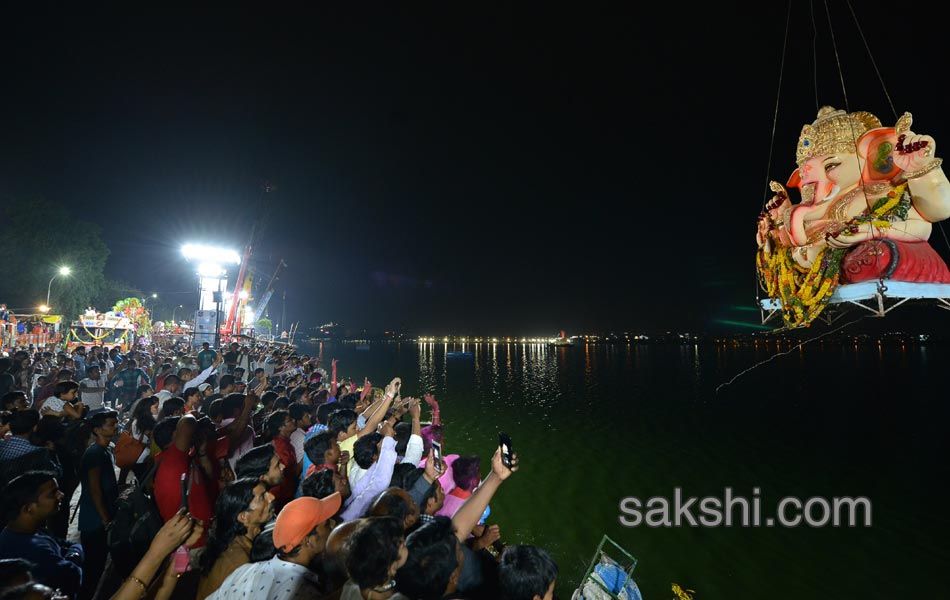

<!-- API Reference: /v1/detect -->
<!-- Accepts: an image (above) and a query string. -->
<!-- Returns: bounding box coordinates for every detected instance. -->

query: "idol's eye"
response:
[824,162,840,173]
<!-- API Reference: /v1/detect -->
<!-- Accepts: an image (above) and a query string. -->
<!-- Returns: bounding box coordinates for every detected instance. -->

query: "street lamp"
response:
[46,266,71,308]
[172,304,184,322]
[143,293,158,315]
[38,305,50,314]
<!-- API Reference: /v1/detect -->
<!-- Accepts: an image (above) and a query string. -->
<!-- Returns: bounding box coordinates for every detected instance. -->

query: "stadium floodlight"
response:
[181,244,241,265]
[197,263,227,278]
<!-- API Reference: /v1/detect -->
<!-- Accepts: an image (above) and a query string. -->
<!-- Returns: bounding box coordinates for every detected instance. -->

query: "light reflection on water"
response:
[299,340,949,599]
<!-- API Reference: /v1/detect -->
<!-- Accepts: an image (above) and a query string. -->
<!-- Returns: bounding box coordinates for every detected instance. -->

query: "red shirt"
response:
[33,382,57,410]
[270,436,297,511]
[154,446,214,547]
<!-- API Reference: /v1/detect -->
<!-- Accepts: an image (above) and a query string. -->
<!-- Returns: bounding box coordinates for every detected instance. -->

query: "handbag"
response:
[114,429,146,470]
[107,457,164,577]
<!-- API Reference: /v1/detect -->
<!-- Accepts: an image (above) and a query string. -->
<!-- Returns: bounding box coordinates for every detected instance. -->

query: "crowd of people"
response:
[0,338,559,600]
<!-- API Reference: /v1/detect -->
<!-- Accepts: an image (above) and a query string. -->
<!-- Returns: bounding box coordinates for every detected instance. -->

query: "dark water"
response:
[297,340,949,599]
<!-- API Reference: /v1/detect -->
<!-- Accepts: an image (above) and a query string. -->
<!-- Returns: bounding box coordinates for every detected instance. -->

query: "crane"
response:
[223,242,252,338]
[253,259,286,325]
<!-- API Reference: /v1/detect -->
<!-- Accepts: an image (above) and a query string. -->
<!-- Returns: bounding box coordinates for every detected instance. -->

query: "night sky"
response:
[3,3,949,335]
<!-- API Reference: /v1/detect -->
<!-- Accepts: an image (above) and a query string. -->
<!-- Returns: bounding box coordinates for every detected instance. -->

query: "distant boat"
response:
[549,329,574,347]
[446,351,473,358]
[355,344,370,351]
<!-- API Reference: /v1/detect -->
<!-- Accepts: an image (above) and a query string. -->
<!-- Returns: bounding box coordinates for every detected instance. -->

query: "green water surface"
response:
[298,340,948,599]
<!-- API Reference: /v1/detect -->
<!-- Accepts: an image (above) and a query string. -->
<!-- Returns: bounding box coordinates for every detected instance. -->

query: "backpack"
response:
[107,458,165,577]
[113,429,146,470]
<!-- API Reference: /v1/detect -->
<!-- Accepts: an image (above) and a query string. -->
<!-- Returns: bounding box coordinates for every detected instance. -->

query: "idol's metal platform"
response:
[760,281,950,325]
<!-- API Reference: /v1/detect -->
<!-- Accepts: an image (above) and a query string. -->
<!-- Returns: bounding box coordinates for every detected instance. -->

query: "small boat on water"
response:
[549,330,574,347]
[446,351,473,358]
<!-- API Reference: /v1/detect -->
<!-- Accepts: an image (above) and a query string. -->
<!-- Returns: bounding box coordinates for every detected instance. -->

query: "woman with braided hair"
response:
[196,478,275,600]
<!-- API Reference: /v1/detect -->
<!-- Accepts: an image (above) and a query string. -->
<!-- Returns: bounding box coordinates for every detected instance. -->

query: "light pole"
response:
[142,293,157,316]
[172,304,183,323]
[46,266,71,308]
[182,244,240,347]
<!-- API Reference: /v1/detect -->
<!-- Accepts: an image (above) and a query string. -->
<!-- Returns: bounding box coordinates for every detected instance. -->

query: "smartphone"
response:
[499,432,513,468]
[179,472,189,511]
[431,440,443,473]
[173,544,191,573]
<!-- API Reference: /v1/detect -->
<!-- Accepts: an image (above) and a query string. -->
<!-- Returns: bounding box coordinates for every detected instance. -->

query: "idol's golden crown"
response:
[796,106,882,166]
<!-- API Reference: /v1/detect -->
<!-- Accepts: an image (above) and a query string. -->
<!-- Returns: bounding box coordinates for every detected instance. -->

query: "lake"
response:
[296,340,949,599]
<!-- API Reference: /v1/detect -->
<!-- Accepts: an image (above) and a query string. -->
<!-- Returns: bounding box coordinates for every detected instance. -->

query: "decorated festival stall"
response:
[67,312,134,351]
[66,298,152,351]
[1,313,63,350]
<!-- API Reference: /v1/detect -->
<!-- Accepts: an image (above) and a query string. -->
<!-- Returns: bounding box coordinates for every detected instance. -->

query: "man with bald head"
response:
[368,487,419,532]
[321,518,365,591]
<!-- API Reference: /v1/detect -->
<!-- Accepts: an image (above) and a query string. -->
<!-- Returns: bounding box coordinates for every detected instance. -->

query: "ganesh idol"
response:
[756,106,950,327]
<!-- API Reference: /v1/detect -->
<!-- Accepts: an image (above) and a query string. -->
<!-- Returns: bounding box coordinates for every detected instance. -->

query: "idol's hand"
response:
[894,131,936,173]
[758,191,792,249]
[825,223,873,249]
[756,215,770,250]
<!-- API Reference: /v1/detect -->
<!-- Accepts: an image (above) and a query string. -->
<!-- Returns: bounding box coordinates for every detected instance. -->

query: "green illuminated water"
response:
[297,340,949,599]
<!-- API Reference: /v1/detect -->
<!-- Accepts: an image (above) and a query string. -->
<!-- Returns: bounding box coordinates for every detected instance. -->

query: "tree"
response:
[95,279,145,312]
[0,196,108,318]
[255,318,273,337]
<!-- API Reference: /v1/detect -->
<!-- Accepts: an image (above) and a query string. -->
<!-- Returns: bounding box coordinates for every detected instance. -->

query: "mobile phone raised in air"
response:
[498,431,513,468]
[180,473,187,509]
[431,440,443,473]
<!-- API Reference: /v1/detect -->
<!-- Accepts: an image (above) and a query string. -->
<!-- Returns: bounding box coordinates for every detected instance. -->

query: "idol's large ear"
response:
[857,127,900,182]
[786,168,801,189]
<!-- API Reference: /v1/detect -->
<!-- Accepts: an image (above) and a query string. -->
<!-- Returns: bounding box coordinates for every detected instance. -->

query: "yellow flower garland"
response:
[71,326,130,344]
[757,184,909,329]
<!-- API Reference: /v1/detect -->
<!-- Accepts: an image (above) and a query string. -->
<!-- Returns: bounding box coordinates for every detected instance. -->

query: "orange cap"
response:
[273,492,342,552]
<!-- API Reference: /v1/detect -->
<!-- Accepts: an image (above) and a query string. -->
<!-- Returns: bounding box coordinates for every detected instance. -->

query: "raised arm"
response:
[408,449,442,507]
[424,393,440,426]
[451,446,517,542]
[403,398,424,466]
[330,358,339,399]
[220,392,257,449]
[341,424,398,520]
[110,511,202,600]
[359,392,387,422]
[355,377,398,439]
[183,355,222,391]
